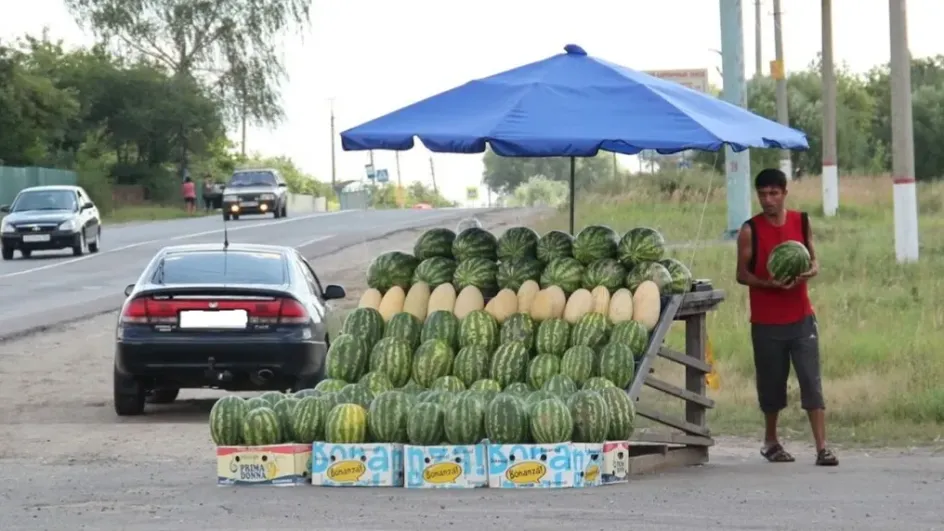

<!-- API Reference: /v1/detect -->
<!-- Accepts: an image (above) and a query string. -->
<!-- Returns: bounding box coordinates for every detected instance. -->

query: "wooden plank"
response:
[626,446,709,476]
[685,314,708,429]
[644,376,716,409]
[626,295,683,401]
[658,346,712,373]
[632,432,714,447]
[635,404,710,437]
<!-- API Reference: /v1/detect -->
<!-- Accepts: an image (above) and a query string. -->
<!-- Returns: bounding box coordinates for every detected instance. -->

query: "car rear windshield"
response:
[153,251,286,285]
[229,171,276,187]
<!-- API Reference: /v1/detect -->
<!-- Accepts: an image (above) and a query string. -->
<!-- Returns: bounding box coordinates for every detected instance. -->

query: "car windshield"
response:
[228,171,277,187]
[153,251,286,285]
[11,190,77,212]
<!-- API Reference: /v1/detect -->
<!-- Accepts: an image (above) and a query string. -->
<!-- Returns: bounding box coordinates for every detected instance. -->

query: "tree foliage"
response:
[482,149,617,194]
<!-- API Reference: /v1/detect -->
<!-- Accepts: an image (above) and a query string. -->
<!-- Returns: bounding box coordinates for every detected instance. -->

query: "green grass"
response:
[103,205,214,223]
[532,172,944,447]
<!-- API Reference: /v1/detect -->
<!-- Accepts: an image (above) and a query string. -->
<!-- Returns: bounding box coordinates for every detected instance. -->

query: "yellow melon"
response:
[516,280,541,314]
[608,288,634,324]
[427,283,457,316]
[358,288,383,310]
[403,281,431,321]
[378,286,406,321]
[485,288,518,324]
[590,286,611,315]
[454,286,485,319]
[563,288,594,324]
[530,286,567,322]
[632,280,661,330]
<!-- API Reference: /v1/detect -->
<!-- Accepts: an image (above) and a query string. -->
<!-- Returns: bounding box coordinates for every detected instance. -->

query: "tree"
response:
[482,148,616,194]
[238,153,334,198]
[64,0,311,128]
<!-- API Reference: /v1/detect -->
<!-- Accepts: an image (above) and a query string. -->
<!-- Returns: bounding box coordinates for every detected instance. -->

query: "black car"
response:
[113,242,345,416]
[221,169,289,221]
[0,185,102,260]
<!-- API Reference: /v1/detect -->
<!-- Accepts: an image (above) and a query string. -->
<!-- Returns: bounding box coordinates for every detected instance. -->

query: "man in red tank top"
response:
[736,168,838,466]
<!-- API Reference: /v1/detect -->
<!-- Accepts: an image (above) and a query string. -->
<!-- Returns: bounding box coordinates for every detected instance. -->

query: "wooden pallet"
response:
[623,282,726,475]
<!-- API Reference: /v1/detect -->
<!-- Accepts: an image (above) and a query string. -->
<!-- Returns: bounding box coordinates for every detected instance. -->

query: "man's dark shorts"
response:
[751,314,825,413]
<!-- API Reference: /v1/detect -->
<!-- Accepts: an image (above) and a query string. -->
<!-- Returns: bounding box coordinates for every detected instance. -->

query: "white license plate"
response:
[179,310,248,329]
[240,201,258,207]
[22,234,50,242]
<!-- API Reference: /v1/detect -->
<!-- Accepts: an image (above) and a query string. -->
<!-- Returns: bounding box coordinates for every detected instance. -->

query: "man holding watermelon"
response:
[735,168,839,467]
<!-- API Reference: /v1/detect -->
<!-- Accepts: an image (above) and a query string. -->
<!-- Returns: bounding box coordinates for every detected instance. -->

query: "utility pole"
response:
[720,0,752,238]
[429,156,438,193]
[395,151,402,188]
[772,0,792,179]
[369,150,375,176]
[754,0,763,77]
[329,98,337,188]
[240,102,247,157]
[888,0,920,262]
[821,0,839,216]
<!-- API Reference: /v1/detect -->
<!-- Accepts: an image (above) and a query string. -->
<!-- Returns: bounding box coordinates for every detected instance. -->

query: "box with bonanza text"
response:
[487,443,574,489]
[602,441,630,484]
[310,442,404,487]
[404,444,488,489]
[571,442,603,488]
[216,443,311,486]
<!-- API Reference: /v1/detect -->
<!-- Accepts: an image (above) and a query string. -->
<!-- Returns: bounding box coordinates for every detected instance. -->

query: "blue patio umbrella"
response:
[341,44,809,232]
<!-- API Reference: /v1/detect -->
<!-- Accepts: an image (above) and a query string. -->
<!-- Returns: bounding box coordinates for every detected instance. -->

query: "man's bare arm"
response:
[736,223,776,288]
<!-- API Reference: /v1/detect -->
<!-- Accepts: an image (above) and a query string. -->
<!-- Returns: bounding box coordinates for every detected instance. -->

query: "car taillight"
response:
[121,298,149,324]
[277,298,309,325]
[119,296,309,326]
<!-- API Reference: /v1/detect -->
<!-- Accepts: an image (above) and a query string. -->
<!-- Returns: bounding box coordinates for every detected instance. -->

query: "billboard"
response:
[643,68,709,93]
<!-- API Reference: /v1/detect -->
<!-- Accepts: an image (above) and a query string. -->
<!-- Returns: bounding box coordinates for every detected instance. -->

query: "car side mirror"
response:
[124,284,135,297]
[81,202,94,211]
[0,205,9,213]
[278,182,287,187]
[323,284,346,300]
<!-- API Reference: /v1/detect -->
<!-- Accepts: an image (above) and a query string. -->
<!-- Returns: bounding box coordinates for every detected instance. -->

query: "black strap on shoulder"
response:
[800,211,811,250]
[745,219,758,274]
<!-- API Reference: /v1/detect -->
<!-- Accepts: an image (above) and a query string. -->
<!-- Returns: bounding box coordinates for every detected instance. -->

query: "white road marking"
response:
[295,235,334,248]
[0,210,349,279]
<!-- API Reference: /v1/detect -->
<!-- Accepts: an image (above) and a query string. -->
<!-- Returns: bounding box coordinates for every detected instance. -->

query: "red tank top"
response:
[748,210,814,325]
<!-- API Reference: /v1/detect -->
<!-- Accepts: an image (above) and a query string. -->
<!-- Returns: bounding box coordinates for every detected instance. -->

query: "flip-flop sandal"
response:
[761,443,795,463]
[816,448,839,466]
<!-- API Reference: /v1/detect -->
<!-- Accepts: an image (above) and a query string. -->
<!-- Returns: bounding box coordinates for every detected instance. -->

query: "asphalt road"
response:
[0,207,495,339]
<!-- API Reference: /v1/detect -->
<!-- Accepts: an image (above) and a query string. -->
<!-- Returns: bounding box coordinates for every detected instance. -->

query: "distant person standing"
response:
[182,176,196,215]
[202,174,215,212]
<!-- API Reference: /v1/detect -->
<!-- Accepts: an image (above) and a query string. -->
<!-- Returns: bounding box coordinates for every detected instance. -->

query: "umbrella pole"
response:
[569,157,576,234]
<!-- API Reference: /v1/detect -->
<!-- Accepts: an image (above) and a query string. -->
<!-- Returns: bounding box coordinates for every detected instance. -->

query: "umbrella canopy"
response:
[340,44,809,156]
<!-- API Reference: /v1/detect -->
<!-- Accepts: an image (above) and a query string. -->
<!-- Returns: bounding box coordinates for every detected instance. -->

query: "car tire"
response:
[273,205,281,219]
[1,247,13,260]
[281,203,288,218]
[223,213,231,221]
[20,249,31,259]
[72,232,86,256]
[147,387,180,404]
[88,228,100,253]
[232,214,239,221]
[113,368,146,416]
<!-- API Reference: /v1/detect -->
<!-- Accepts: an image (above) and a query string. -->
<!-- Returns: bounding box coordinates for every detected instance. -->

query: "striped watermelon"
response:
[292,395,328,444]
[400,381,426,394]
[530,398,573,444]
[411,339,455,388]
[366,251,420,293]
[241,407,282,446]
[384,312,423,348]
[325,334,371,383]
[658,257,694,295]
[259,391,284,407]
[317,391,340,412]
[571,312,610,350]
[596,343,636,388]
[444,392,487,445]
[430,375,466,392]
[582,376,616,391]
[497,226,540,262]
[342,307,385,348]
[314,378,347,393]
[468,387,498,405]
[368,390,412,443]
[489,340,530,388]
[359,371,394,395]
[572,225,619,265]
[617,227,666,268]
[609,321,650,359]
[567,390,610,443]
[209,395,247,446]
[535,318,571,356]
[452,227,498,261]
[500,313,538,351]
[767,240,811,281]
[453,257,499,293]
[560,345,595,387]
[413,256,458,288]
[293,388,319,399]
[459,310,499,352]
[527,353,560,391]
[503,382,533,397]
[485,394,530,444]
[470,378,502,392]
[625,261,672,292]
[525,390,556,410]
[600,387,637,440]
[540,257,585,294]
[582,258,627,292]
[536,230,574,264]
[245,396,269,411]
[324,403,368,444]
[336,383,375,409]
[407,402,446,445]
[369,337,414,387]
[543,374,578,398]
[421,310,461,350]
[453,345,491,388]
[272,397,299,441]
[496,258,544,292]
[414,228,456,260]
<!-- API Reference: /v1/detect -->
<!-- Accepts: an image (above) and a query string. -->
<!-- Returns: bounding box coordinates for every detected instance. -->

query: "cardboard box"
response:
[404,444,488,489]
[602,441,630,484]
[572,442,603,488]
[310,442,404,487]
[216,443,311,486]
[487,443,574,489]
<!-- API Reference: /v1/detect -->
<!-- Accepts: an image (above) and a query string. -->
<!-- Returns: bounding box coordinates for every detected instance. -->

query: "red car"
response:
[412,203,432,210]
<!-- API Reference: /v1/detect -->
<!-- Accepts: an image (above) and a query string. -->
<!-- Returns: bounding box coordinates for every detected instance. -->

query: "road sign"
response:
[365,164,375,180]
[376,169,389,183]
[466,186,479,201]
[643,68,709,93]
[769,59,785,80]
